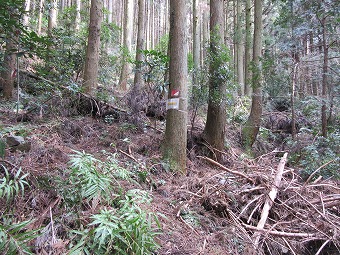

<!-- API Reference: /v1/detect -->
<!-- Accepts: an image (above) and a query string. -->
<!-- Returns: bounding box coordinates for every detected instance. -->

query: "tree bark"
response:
[203,0,226,161]
[23,0,31,26]
[119,0,134,91]
[244,0,252,96]
[163,0,188,174]
[131,0,146,112]
[192,0,200,86]
[48,0,57,34]
[1,38,16,99]
[236,0,244,95]
[242,0,263,148]
[75,0,81,31]
[133,0,146,91]
[37,0,44,35]
[82,0,102,95]
[321,17,328,138]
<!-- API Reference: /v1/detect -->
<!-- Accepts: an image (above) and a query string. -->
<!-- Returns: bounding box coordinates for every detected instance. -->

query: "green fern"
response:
[68,150,113,203]
[70,189,162,255]
[0,166,29,202]
[0,220,38,255]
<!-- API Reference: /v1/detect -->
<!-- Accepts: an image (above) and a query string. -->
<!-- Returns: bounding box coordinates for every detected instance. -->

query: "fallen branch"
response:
[20,70,127,115]
[197,156,253,183]
[243,223,316,238]
[119,149,138,162]
[252,152,288,247]
[303,159,336,186]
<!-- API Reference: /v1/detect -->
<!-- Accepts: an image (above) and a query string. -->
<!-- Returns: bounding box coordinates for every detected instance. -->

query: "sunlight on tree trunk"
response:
[163,0,188,174]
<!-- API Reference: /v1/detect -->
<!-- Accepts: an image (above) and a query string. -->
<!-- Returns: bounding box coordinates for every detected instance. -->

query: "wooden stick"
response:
[303,159,336,186]
[197,156,253,183]
[252,152,288,247]
[243,223,316,238]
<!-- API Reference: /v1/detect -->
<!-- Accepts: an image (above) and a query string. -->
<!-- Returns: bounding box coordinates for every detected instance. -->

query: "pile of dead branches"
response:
[197,152,340,255]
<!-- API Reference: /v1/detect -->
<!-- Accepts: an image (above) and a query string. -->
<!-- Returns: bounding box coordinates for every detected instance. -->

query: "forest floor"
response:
[0,98,339,255]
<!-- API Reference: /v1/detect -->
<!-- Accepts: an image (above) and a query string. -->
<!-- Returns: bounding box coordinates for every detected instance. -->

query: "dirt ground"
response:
[0,101,339,255]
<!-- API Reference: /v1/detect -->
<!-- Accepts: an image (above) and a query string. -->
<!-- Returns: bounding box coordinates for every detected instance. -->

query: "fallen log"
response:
[252,152,288,247]
[19,70,127,117]
[197,155,254,183]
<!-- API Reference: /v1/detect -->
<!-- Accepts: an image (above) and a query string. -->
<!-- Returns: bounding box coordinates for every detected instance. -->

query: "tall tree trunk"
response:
[48,0,57,34]
[242,0,263,148]
[37,0,44,35]
[1,38,16,99]
[75,0,81,31]
[119,0,134,91]
[236,0,244,95]
[132,0,146,94]
[108,0,113,23]
[23,0,31,26]
[203,0,226,161]
[82,0,102,95]
[244,0,252,96]
[192,0,200,86]
[321,17,328,138]
[163,0,188,174]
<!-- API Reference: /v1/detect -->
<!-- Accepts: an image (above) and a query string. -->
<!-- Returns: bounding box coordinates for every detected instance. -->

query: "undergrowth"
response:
[0,151,162,254]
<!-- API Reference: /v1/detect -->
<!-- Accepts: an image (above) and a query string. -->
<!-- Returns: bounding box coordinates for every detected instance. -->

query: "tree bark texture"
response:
[82,0,102,95]
[163,0,188,174]
[192,0,200,86]
[1,38,16,99]
[203,0,226,160]
[242,0,263,148]
[133,0,146,91]
[321,17,328,138]
[119,0,134,91]
[244,0,252,96]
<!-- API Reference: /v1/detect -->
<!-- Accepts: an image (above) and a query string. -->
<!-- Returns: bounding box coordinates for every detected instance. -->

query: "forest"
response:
[0,0,339,254]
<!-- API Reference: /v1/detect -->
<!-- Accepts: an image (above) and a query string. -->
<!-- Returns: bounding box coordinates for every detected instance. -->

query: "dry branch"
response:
[252,152,288,247]
[243,223,316,238]
[197,156,253,183]
[20,70,127,115]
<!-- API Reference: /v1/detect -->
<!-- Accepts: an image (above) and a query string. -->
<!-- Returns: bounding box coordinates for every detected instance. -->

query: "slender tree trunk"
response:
[291,63,298,140]
[75,0,81,31]
[1,38,16,99]
[321,17,328,138]
[48,0,57,34]
[192,0,200,86]
[203,0,226,160]
[82,0,102,95]
[244,0,252,96]
[163,0,188,174]
[23,0,31,26]
[242,0,263,148]
[133,0,145,92]
[37,0,44,35]
[236,0,244,95]
[119,0,134,91]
